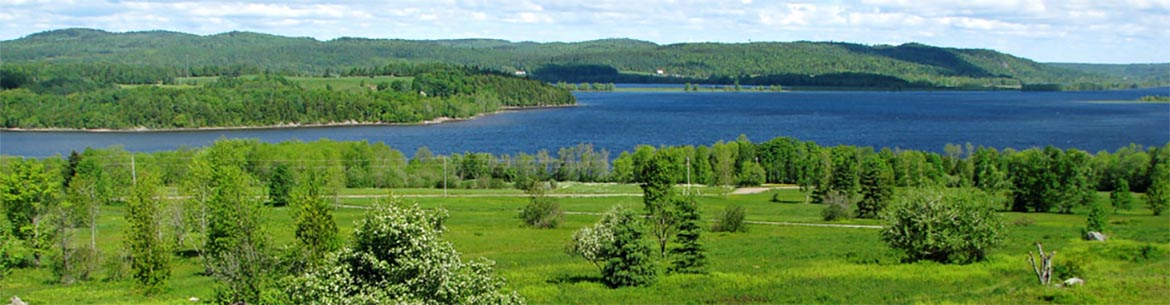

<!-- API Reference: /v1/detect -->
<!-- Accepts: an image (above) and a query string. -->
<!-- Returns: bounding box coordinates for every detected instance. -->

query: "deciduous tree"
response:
[124,171,170,294]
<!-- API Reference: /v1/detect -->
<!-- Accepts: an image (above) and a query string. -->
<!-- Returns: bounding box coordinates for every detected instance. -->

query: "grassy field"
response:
[3,187,1167,304]
[154,75,414,93]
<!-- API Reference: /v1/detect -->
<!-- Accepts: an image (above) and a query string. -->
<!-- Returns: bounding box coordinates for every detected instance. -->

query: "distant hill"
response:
[1048,63,1168,87]
[2,28,1158,89]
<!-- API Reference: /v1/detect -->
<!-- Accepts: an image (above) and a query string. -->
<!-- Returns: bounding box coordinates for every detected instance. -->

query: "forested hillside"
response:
[3,28,1157,89]
[1049,63,1169,87]
[0,64,575,129]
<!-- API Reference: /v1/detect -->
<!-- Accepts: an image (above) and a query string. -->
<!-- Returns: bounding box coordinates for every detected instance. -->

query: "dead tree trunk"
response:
[1027,242,1055,285]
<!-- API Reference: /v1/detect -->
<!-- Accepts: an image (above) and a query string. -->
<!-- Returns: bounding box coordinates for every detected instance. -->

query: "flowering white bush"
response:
[285,196,523,305]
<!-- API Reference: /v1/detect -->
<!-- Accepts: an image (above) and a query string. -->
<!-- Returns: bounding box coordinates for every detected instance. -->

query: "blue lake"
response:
[1,88,1168,158]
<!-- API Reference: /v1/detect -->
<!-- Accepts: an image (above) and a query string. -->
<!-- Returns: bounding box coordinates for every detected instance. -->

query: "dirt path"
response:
[729,185,800,195]
[336,193,642,198]
[327,208,883,230]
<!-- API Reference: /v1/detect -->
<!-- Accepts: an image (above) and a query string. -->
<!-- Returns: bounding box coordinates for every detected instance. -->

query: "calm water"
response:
[2,88,1168,157]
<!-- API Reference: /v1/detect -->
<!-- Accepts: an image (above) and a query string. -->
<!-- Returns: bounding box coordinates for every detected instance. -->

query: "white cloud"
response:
[0,0,1166,63]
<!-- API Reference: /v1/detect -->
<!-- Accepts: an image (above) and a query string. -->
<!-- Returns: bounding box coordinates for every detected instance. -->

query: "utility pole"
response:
[442,156,448,197]
[131,154,137,186]
[685,156,692,196]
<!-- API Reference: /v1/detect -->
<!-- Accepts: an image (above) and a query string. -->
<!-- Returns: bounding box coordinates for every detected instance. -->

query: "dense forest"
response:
[1047,63,1169,86]
[4,28,1164,89]
[0,64,575,129]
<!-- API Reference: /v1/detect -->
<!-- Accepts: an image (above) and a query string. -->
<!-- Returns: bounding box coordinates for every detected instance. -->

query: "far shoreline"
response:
[1,104,577,133]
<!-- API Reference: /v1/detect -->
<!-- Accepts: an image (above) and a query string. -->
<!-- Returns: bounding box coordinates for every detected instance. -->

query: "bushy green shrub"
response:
[821,192,853,222]
[711,205,747,233]
[1085,201,1109,233]
[1109,178,1133,210]
[880,188,1005,264]
[519,181,562,228]
[0,216,29,278]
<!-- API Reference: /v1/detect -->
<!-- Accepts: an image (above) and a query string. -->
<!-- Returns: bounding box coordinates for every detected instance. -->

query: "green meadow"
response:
[135,75,415,92]
[3,187,1166,304]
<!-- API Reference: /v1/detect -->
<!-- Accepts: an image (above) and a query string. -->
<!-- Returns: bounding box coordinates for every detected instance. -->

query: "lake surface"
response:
[2,88,1168,158]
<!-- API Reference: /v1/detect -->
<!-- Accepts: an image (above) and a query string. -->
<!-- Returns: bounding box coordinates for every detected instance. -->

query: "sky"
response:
[1,0,1167,64]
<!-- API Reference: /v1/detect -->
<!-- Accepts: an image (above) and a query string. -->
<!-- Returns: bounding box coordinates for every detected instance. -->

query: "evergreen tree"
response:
[267,162,293,207]
[602,206,657,288]
[856,155,895,218]
[1146,163,1169,216]
[1110,178,1133,210]
[668,196,706,274]
[291,169,339,265]
[1085,200,1109,233]
[829,146,861,196]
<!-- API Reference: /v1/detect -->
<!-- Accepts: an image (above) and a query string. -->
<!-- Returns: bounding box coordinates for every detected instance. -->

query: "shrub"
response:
[880,188,1005,264]
[519,181,562,228]
[1109,178,1133,210]
[711,205,747,233]
[285,197,523,304]
[1084,201,1109,233]
[1053,257,1087,281]
[1011,216,1035,227]
[821,191,853,221]
[566,205,657,288]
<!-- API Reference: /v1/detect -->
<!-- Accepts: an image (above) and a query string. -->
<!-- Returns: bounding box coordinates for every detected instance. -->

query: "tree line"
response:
[5,137,1166,213]
[0,65,574,129]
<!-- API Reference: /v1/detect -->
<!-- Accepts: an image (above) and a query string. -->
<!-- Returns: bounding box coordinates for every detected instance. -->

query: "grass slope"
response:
[2,188,1166,304]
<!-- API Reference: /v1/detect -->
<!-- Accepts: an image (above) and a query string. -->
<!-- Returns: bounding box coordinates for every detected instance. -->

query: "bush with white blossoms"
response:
[283,196,523,305]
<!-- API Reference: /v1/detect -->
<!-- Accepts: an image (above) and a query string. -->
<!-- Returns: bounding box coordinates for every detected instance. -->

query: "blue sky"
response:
[1,0,1167,63]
